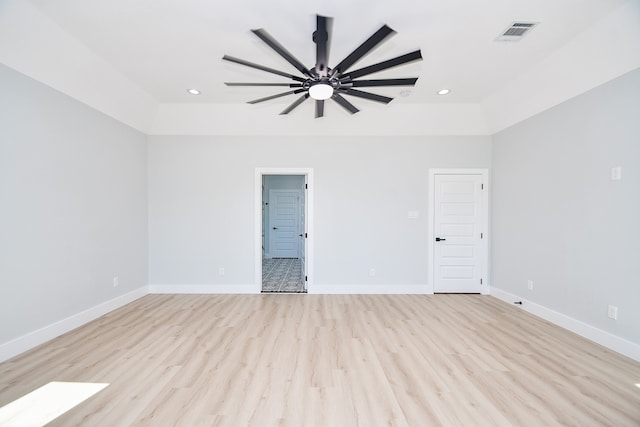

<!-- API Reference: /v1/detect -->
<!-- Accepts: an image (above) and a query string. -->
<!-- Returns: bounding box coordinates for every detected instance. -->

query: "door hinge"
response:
[480,278,483,285]
[305,232,308,238]
[305,276,308,282]
[481,232,483,239]
[305,183,308,189]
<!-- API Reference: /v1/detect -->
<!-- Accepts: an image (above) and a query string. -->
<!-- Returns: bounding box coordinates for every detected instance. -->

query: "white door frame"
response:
[255,168,313,293]
[428,168,490,295]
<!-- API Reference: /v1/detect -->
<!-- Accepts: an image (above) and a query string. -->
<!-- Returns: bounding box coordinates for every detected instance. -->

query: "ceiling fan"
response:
[223,15,423,118]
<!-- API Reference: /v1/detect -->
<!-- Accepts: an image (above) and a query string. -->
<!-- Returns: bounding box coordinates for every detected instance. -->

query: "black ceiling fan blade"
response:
[343,50,422,80]
[225,82,303,87]
[315,100,325,118]
[314,15,332,77]
[247,89,305,104]
[280,94,310,115]
[332,25,396,77]
[222,55,306,82]
[331,94,360,115]
[340,88,393,104]
[252,29,313,79]
[350,78,418,87]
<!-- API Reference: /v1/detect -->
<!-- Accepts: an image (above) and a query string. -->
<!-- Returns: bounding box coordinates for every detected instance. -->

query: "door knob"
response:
[436,237,446,242]
[272,227,278,230]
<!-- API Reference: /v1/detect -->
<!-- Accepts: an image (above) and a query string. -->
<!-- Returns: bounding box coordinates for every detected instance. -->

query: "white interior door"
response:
[434,174,485,293]
[269,190,301,258]
[261,184,266,258]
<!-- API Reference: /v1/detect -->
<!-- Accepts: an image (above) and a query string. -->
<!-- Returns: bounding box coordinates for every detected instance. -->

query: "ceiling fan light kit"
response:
[223,15,422,118]
[308,81,333,100]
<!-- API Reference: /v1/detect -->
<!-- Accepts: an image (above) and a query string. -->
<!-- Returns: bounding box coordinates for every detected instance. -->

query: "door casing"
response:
[428,168,489,295]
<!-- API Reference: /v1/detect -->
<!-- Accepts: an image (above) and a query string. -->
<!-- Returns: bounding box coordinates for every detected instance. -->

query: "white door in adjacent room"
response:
[269,190,301,258]
[433,173,486,293]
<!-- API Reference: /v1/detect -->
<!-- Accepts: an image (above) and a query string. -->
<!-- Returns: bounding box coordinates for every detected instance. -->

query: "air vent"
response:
[496,22,538,41]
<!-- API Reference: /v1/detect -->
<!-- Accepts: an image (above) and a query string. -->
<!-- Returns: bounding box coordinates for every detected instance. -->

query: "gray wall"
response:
[0,65,148,344]
[491,68,640,344]
[148,136,492,288]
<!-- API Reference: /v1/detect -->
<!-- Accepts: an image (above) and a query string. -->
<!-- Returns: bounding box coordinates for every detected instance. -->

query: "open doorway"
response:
[255,168,313,293]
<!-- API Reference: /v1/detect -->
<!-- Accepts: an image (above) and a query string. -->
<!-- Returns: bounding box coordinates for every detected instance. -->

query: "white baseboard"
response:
[148,284,258,294]
[491,287,640,362]
[149,284,431,295]
[0,286,148,363]
[309,284,432,294]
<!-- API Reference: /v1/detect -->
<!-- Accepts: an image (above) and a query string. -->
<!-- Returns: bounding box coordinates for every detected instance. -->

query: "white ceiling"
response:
[2,0,639,134]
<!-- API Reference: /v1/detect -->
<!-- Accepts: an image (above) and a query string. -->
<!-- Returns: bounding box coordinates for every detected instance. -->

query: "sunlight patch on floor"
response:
[0,381,108,427]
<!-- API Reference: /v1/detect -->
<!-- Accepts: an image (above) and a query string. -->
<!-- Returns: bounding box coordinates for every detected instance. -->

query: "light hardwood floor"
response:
[1,294,639,426]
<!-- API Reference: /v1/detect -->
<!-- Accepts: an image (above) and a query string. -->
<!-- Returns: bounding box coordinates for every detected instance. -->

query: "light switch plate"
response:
[611,167,622,181]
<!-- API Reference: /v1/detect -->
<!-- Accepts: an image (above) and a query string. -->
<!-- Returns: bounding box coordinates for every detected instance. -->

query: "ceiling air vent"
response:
[496,22,538,41]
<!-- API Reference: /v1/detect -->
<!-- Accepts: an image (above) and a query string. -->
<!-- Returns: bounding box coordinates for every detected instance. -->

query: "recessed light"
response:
[187,89,201,95]
[399,90,412,97]
[437,89,450,95]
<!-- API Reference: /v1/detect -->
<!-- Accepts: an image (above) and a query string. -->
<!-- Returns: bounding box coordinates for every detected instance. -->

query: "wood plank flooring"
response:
[0,294,639,426]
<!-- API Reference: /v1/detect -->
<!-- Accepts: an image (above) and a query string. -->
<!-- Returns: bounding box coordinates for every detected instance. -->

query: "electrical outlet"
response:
[607,305,618,320]
[369,268,376,277]
[219,267,225,276]
[527,280,533,290]
[113,276,119,287]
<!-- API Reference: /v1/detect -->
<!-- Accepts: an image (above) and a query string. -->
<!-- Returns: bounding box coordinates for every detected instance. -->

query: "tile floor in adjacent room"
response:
[262,258,305,293]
